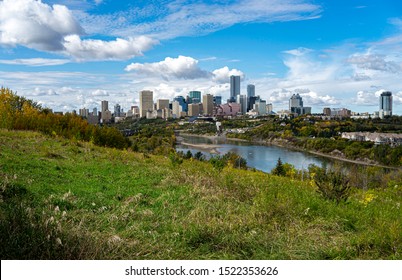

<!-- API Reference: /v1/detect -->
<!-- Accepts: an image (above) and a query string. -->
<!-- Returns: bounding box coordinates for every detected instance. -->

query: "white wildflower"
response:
[108,235,122,244]
[55,238,63,246]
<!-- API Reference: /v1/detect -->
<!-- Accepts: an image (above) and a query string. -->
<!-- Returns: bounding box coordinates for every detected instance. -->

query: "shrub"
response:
[169,152,183,167]
[313,167,351,204]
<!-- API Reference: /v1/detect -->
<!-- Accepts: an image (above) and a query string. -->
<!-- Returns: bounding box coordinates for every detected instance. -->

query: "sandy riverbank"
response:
[179,142,221,154]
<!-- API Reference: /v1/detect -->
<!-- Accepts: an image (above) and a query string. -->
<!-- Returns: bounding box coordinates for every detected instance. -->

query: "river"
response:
[176,134,331,172]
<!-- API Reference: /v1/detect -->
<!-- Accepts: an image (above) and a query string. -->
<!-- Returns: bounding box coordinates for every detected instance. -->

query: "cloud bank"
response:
[0,0,157,60]
[125,56,245,82]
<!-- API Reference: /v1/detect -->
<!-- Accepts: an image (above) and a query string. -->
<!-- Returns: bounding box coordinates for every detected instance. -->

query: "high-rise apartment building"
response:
[230,75,241,102]
[379,91,392,117]
[202,94,214,116]
[139,90,154,118]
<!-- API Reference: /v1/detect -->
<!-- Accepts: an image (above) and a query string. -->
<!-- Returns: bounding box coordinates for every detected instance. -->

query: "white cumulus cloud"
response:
[125,55,245,83]
[125,55,210,80]
[91,89,109,96]
[64,35,157,61]
[353,90,378,106]
[0,0,83,51]
[0,0,158,61]
[348,54,401,73]
[212,66,245,83]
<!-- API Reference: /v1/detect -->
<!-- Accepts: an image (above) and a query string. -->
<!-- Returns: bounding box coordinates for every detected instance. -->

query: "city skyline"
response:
[0,0,402,114]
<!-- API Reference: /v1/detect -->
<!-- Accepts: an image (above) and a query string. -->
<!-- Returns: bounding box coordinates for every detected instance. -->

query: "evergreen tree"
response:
[272,157,286,176]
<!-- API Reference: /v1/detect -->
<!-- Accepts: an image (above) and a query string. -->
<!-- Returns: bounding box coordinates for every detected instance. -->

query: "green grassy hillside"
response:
[0,129,401,259]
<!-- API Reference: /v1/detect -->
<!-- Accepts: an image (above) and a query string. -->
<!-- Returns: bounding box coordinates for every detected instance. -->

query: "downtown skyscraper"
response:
[229,75,240,103]
[139,90,154,118]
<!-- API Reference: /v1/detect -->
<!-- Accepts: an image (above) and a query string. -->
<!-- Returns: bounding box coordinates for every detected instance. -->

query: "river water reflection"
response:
[176,134,331,173]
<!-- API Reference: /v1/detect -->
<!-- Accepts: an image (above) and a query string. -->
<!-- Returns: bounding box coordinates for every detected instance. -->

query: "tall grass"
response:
[0,129,401,259]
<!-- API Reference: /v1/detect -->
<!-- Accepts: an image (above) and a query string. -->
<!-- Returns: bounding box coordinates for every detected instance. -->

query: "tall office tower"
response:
[236,94,248,114]
[202,94,214,116]
[139,90,154,118]
[79,108,89,118]
[289,93,304,115]
[379,91,392,117]
[213,95,222,105]
[247,84,255,111]
[323,107,331,116]
[101,100,108,113]
[173,96,188,112]
[247,84,255,98]
[289,93,303,109]
[100,100,111,123]
[131,106,140,118]
[189,91,201,104]
[157,99,169,110]
[114,104,121,117]
[230,75,241,102]
[254,99,267,115]
[188,103,201,117]
[266,103,273,114]
[92,107,97,116]
[172,101,182,118]
[248,96,259,111]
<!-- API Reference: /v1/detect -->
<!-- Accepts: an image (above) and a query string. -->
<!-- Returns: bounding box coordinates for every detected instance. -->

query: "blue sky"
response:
[0,0,401,114]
